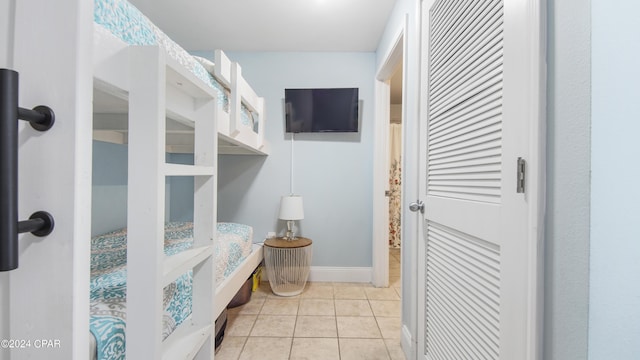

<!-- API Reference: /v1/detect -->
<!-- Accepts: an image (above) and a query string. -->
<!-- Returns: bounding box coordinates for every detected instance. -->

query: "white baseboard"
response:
[402,324,416,359]
[308,266,372,283]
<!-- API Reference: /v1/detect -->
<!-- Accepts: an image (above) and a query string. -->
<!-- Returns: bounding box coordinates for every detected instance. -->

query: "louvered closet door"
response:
[417,0,544,359]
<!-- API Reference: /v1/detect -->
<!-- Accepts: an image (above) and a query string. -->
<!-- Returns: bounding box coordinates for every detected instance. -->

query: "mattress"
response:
[89,222,253,360]
[94,0,254,128]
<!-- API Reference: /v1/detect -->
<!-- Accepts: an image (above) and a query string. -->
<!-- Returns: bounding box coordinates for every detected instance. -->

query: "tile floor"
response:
[216,248,403,360]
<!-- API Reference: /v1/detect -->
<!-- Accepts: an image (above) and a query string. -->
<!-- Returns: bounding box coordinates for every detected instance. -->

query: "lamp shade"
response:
[279,195,304,220]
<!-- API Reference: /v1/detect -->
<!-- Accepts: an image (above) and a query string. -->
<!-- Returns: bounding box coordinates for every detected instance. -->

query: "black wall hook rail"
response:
[1,68,55,272]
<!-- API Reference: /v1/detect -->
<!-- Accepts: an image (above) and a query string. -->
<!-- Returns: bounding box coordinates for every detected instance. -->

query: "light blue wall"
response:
[589,1,640,358]
[545,0,592,359]
[216,52,376,267]
[92,141,179,237]
[167,153,195,222]
[92,141,128,236]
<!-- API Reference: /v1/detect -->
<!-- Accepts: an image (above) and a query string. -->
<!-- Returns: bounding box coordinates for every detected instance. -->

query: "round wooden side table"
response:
[263,237,313,296]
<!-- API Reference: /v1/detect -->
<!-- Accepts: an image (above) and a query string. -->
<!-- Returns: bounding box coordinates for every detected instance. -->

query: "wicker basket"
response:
[264,238,313,296]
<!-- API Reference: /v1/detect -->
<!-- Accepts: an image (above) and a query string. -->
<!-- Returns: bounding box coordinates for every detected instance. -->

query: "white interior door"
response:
[1,1,93,359]
[416,0,545,359]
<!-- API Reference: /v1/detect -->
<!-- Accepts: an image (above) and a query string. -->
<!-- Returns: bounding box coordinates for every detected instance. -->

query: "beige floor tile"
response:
[294,315,337,337]
[339,338,391,360]
[239,337,291,360]
[261,298,300,315]
[226,314,257,337]
[301,283,334,299]
[376,317,401,340]
[384,339,406,360]
[334,299,373,316]
[334,286,367,300]
[365,287,400,301]
[336,316,381,338]
[370,300,401,317]
[389,276,401,288]
[250,315,296,337]
[254,282,273,298]
[290,338,340,360]
[228,296,265,315]
[298,299,335,315]
[215,336,246,360]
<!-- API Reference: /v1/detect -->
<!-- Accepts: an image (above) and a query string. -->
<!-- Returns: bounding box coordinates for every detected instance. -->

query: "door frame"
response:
[372,17,408,288]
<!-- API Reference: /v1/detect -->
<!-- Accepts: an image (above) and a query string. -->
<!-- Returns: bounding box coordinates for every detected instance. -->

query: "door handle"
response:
[409,200,424,214]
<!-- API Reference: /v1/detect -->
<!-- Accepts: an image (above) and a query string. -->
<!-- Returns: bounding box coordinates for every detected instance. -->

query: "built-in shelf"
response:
[163,245,213,287]
[162,322,213,360]
[163,163,215,177]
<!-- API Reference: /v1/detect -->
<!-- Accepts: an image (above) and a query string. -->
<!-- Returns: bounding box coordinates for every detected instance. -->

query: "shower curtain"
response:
[389,123,402,248]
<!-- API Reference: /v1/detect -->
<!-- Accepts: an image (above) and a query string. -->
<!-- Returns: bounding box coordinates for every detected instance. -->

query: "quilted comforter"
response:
[89,222,253,360]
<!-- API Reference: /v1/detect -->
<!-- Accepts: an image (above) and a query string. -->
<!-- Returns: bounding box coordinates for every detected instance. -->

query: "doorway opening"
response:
[372,21,406,288]
[388,63,403,288]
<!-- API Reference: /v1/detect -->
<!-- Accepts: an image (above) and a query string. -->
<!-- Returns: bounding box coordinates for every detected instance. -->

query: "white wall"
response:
[589,1,640,358]
[216,52,376,268]
[0,1,15,356]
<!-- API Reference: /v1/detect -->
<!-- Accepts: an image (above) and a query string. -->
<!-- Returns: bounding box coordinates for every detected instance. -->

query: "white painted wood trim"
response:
[127,46,167,360]
[372,78,390,288]
[376,22,406,81]
[126,45,219,360]
[215,244,264,319]
[191,91,217,360]
[402,324,417,360]
[229,62,242,137]
[162,323,213,360]
[214,49,232,88]
[525,1,547,359]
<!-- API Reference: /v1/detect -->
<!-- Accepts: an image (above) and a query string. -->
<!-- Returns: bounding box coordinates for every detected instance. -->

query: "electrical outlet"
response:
[267,232,276,239]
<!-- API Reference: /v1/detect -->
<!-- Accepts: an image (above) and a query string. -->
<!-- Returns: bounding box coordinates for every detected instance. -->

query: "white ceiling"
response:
[129,0,398,52]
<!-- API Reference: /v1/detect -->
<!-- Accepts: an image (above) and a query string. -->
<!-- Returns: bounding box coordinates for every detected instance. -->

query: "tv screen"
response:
[285,88,359,133]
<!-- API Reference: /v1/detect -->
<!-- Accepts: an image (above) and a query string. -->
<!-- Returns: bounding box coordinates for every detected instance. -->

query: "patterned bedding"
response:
[89,222,253,360]
[94,0,254,128]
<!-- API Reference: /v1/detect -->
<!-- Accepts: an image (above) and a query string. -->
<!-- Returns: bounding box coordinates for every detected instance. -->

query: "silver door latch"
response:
[517,157,526,193]
[409,200,424,213]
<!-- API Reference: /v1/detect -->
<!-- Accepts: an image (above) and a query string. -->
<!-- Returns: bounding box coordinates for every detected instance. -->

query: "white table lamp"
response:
[279,195,304,240]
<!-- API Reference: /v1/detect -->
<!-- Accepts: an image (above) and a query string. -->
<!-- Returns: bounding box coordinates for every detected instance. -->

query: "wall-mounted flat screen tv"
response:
[285,88,359,133]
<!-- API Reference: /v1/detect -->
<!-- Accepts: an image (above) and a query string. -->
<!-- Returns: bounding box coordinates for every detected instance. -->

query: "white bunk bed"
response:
[92,1,268,156]
[89,0,266,359]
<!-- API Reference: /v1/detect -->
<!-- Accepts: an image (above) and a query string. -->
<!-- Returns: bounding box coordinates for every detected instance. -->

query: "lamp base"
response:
[284,220,297,241]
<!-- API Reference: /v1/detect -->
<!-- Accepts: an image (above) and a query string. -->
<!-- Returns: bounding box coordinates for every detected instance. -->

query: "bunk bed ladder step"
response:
[126,46,217,360]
